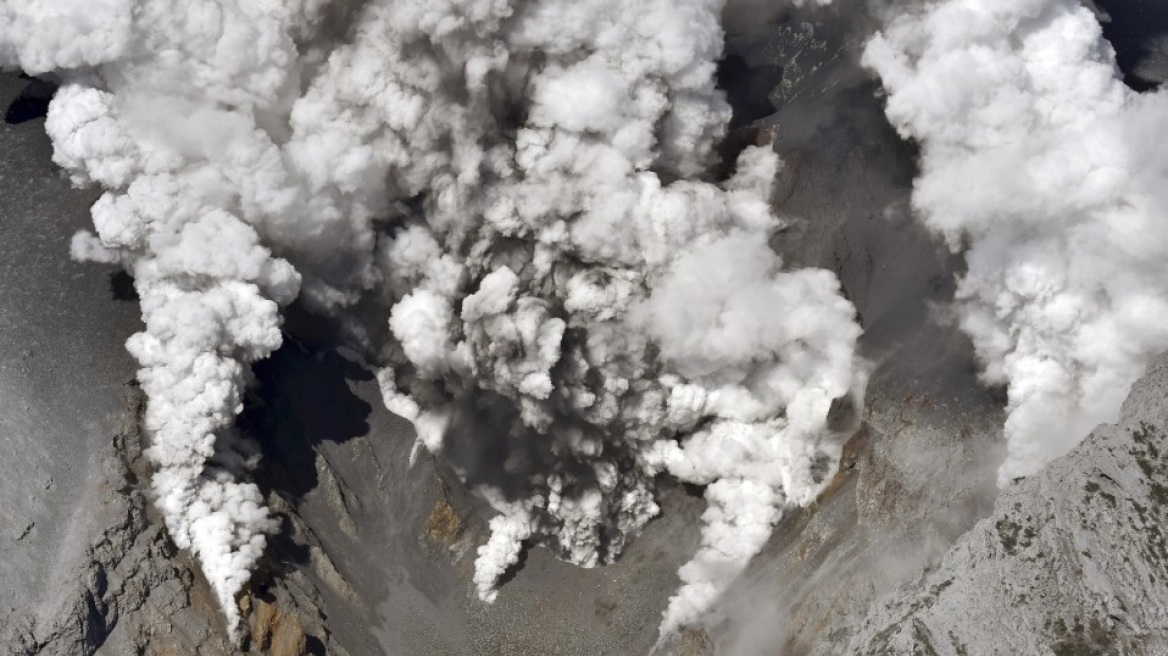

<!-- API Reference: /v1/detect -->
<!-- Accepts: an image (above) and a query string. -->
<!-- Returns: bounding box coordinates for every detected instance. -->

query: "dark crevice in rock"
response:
[108,271,138,303]
[4,75,56,125]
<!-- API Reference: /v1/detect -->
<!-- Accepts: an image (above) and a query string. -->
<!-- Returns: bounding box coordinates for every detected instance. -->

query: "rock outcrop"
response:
[836,353,1168,655]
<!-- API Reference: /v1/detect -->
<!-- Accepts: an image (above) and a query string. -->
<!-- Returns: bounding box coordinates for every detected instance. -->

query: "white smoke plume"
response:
[2,0,864,638]
[864,0,1168,484]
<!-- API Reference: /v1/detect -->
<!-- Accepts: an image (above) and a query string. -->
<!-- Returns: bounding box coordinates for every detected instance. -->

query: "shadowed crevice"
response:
[5,75,56,125]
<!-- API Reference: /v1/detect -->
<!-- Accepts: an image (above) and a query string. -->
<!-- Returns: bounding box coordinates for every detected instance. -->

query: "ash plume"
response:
[2,0,865,638]
[864,0,1168,484]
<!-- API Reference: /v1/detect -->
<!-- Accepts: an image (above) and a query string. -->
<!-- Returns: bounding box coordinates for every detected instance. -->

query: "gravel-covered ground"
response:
[0,70,140,643]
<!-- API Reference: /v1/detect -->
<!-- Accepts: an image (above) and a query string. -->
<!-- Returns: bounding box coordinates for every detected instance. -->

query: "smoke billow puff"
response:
[2,0,864,638]
[864,0,1168,485]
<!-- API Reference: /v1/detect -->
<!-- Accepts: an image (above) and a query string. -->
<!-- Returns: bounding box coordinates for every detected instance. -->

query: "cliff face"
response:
[835,352,1168,656]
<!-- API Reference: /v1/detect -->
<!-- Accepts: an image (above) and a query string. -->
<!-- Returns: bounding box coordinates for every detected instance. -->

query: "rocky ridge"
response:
[836,353,1168,655]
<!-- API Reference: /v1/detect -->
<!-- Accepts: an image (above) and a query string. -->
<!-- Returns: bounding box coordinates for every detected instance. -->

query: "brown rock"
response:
[653,627,715,656]
[247,596,307,656]
[424,498,464,548]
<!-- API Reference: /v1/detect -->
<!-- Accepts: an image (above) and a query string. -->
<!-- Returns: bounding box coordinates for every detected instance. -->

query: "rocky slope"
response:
[0,71,227,656]
[835,352,1168,655]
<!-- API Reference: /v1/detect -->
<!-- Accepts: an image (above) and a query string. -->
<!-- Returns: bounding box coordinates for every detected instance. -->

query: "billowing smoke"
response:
[864,0,1168,484]
[2,0,864,638]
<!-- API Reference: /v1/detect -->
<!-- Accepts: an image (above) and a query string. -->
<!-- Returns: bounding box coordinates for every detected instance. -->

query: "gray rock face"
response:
[840,352,1168,653]
[835,352,1168,655]
[21,387,237,656]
